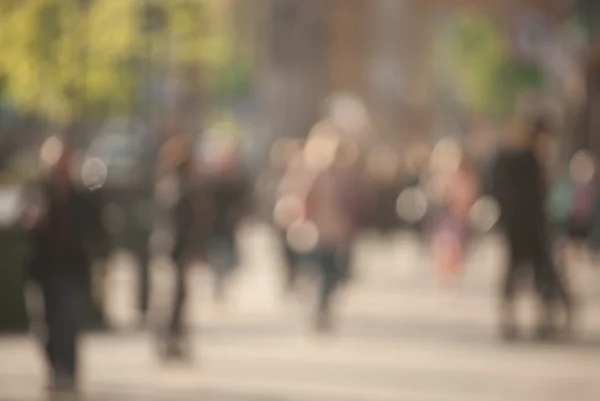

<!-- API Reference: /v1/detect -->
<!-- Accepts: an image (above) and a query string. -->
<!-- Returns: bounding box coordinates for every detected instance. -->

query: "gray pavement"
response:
[2,225,600,400]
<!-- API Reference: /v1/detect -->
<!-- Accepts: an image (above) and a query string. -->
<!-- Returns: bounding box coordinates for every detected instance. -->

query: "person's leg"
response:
[50,276,83,391]
[169,263,187,339]
[284,242,299,293]
[211,237,237,303]
[555,268,575,334]
[140,255,150,320]
[61,277,82,383]
[162,260,188,359]
[500,241,522,340]
[532,243,574,339]
[316,248,339,332]
[336,247,352,286]
[135,237,152,322]
[41,281,59,381]
[531,256,559,339]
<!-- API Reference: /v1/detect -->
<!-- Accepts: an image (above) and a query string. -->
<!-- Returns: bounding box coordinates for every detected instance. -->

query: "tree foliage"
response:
[440,13,545,117]
[0,0,240,122]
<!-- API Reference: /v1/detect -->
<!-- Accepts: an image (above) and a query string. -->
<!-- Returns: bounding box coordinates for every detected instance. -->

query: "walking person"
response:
[135,121,165,325]
[204,147,250,304]
[492,117,574,341]
[566,151,596,256]
[432,157,479,285]
[274,152,314,295]
[305,138,370,333]
[159,151,205,360]
[25,138,107,392]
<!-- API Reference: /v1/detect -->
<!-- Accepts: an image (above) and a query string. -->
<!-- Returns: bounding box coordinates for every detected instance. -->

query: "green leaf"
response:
[0,0,240,123]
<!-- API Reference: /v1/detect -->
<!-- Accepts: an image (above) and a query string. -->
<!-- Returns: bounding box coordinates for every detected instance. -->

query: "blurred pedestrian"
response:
[305,138,370,333]
[158,148,205,360]
[549,151,597,264]
[567,152,596,247]
[432,157,479,284]
[273,152,314,295]
[25,138,107,392]
[204,146,250,304]
[136,120,166,325]
[492,117,574,341]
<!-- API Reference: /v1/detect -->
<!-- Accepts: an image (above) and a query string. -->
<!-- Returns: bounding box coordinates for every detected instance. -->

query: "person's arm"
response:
[21,186,48,283]
[20,184,47,232]
[172,193,195,261]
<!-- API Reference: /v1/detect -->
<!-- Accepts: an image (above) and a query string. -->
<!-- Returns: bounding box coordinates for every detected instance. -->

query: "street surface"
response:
[2,224,600,400]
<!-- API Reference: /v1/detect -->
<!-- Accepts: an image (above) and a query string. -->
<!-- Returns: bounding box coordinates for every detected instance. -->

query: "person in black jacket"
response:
[25,140,107,392]
[160,153,207,360]
[492,118,574,341]
[205,162,250,303]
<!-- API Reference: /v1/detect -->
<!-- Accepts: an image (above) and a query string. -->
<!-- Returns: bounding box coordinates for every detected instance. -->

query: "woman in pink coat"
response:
[432,158,479,284]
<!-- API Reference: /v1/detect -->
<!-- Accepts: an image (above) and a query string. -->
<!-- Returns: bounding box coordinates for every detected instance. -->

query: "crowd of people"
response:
[21,123,252,391]
[270,115,590,343]
[18,113,600,395]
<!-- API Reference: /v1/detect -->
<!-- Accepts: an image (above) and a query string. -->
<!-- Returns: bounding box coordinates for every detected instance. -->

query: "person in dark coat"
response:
[205,161,250,303]
[492,118,574,340]
[160,153,206,360]
[25,140,107,392]
[135,123,164,324]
